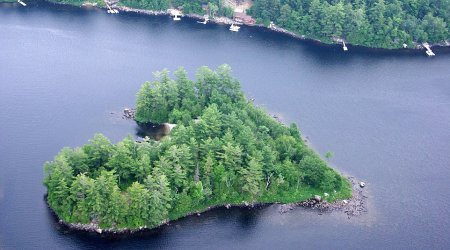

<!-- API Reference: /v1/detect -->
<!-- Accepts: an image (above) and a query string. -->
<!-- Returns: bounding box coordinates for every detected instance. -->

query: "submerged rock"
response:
[279,204,295,214]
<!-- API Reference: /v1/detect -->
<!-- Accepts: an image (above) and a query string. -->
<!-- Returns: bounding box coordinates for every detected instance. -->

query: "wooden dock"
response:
[342,41,348,51]
[423,43,435,56]
[169,9,183,21]
[104,1,119,14]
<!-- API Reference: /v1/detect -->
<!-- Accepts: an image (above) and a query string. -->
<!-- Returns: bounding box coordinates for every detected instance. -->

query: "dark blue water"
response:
[1,1,450,249]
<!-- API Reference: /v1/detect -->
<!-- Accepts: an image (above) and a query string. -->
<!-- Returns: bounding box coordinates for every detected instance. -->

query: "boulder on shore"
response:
[314,195,322,202]
[123,108,135,119]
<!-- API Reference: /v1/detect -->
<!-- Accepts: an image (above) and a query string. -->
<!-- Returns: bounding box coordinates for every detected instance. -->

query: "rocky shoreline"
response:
[50,199,265,235]
[116,6,238,26]
[112,6,338,47]
[266,22,450,51]
[278,177,367,218]
[48,176,366,235]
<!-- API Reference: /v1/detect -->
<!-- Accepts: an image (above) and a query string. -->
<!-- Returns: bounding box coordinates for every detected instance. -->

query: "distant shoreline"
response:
[2,0,449,55]
[78,4,450,54]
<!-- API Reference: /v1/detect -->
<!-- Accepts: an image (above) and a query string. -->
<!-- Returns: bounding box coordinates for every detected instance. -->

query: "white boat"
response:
[229,23,240,32]
[426,50,435,56]
[173,15,181,21]
[18,0,26,6]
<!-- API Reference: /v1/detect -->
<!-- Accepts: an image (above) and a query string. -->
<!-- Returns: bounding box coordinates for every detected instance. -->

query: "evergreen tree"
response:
[241,156,263,199]
[69,174,95,224]
[81,133,113,173]
[126,182,151,228]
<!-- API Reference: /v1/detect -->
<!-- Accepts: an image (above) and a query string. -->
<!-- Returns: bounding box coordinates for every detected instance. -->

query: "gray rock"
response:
[314,195,322,202]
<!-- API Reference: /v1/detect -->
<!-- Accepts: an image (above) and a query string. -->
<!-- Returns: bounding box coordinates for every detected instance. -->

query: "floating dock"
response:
[342,41,348,51]
[423,43,435,56]
[17,0,26,6]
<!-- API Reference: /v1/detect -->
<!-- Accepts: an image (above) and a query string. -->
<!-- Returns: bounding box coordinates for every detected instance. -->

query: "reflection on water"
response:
[135,122,171,141]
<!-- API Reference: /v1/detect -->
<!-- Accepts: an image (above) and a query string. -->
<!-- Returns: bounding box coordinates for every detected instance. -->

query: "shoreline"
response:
[279,176,367,217]
[48,176,366,235]
[107,5,450,53]
[5,0,448,53]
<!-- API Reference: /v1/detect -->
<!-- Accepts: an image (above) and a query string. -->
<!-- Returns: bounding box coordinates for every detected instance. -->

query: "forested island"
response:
[42,0,449,49]
[44,65,351,232]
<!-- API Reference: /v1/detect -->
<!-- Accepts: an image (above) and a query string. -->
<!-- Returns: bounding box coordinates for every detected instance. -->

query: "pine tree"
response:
[81,133,113,172]
[107,140,136,187]
[69,174,95,224]
[217,142,243,174]
[126,182,151,228]
[241,156,263,199]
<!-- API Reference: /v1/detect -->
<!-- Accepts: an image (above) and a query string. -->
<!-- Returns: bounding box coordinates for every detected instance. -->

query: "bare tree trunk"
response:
[265,174,272,190]
[194,163,200,182]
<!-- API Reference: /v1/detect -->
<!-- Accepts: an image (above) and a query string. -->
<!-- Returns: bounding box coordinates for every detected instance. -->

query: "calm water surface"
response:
[1,1,450,249]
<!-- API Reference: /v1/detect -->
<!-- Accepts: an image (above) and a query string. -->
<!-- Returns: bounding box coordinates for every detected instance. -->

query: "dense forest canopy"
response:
[44,65,350,230]
[249,0,449,48]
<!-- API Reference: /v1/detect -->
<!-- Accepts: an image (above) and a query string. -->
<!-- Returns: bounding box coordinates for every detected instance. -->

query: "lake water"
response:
[1,1,450,249]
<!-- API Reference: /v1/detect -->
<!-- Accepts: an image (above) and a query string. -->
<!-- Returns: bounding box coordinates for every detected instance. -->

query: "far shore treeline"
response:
[44,65,351,230]
[249,0,448,48]
[46,0,449,49]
